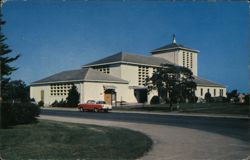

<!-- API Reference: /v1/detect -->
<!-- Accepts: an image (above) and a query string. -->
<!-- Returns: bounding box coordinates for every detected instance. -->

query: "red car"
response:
[78,100,112,112]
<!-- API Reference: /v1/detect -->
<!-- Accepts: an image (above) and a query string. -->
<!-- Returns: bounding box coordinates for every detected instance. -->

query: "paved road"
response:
[41,109,250,160]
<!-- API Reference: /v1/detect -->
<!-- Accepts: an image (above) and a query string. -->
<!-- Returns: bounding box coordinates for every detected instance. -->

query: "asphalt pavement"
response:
[41,109,250,142]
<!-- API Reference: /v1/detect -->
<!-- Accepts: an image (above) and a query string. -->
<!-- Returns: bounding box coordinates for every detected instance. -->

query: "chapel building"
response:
[30,35,226,105]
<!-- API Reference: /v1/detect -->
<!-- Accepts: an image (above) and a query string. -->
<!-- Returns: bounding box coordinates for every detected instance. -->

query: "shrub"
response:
[50,99,67,107]
[150,96,160,104]
[205,92,212,103]
[244,94,249,105]
[58,99,67,107]
[188,96,198,103]
[51,100,59,107]
[1,102,41,128]
[38,100,44,107]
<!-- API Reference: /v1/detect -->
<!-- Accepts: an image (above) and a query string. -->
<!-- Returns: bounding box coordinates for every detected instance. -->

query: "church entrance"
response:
[134,88,148,103]
[104,89,116,105]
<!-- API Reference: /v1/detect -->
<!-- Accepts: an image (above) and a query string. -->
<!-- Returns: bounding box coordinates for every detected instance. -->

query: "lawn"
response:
[179,103,249,115]
[0,120,152,160]
[114,103,249,116]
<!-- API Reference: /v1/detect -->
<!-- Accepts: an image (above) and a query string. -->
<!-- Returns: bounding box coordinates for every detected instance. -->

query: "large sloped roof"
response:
[194,76,226,87]
[31,68,128,85]
[83,52,174,67]
[152,43,199,54]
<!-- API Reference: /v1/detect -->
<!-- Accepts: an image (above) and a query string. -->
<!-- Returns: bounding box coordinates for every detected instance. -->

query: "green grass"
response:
[0,120,152,160]
[179,103,249,115]
[114,103,249,116]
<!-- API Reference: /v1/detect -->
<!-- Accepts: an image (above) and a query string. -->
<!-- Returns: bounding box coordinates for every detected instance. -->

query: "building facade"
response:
[30,36,226,106]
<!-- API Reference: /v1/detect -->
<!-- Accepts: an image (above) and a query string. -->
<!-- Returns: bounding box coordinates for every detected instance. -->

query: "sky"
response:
[2,0,249,93]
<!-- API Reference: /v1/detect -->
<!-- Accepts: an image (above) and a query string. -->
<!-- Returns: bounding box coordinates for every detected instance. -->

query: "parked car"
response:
[78,100,112,112]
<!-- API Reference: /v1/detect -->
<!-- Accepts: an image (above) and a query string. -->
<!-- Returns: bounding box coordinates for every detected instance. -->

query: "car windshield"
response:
[87,100,96,104]
[96,101,106,104]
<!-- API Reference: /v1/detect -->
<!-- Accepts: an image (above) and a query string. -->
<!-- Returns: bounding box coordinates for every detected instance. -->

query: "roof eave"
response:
[152,47,199,53]
[82,61,171,68]
[30,79,129,86]
[196,84,226,88]
[30,80,84,86]
[82,61,122,68]
[83,80,129,84]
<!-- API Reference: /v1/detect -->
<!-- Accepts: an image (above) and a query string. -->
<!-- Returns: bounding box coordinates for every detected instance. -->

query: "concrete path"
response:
[39,115,250,160]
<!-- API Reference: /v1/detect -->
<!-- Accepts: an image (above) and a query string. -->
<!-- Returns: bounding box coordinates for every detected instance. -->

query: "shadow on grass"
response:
[0,120,153,160]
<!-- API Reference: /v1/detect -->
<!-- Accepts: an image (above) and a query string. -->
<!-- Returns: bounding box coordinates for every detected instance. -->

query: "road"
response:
[40,109,250,160]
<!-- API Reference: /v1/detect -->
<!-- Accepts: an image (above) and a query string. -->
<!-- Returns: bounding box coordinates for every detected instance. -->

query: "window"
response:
[93,65,110,74]
[219,89,224,96]
[207,88,210,93]
[97,101,106,104]
[190,53,193,68]
[138,65,149,86]
[50,83,74,96]
[40,90,44,101]
[153,67,157,73]
[201,88,203,96]
[214,89,216,96]
[183,53,186,66]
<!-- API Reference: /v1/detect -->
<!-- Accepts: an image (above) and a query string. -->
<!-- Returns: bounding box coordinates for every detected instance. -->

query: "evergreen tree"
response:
[0,12,20,101]
[66,85,80,107]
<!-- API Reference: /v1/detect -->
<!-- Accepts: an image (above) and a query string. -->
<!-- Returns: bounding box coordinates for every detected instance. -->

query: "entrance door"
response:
[104,93,112,105]
[104,89,116,105]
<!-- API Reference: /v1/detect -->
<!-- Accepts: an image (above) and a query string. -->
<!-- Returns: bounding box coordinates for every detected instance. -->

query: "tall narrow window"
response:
[41,90,44,102]
[190,53,193,68]
[220,89,224,96]
[201,88,203,96]
[214,89,216,96]
[183,52,186,66]
[138,65,149,86]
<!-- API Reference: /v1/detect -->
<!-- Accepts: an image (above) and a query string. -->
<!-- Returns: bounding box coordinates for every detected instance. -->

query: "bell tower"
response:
[151,35,199,76]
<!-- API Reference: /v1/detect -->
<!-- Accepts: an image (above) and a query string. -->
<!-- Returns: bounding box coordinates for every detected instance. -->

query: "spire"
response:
[172,34,176,44]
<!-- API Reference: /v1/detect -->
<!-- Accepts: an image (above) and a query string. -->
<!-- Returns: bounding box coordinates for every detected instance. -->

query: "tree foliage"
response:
[0,13,20,102]
[226,89,239,102]
[3,80,30,103]
[204,91,212,103]
[145,64,196,103]
[66,85,80,107]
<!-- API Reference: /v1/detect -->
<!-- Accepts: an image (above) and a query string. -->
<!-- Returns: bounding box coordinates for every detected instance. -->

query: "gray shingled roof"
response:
[194,76,225,87]
[152,43,199,53]
[31,68,128,85]
[83,52,174,67]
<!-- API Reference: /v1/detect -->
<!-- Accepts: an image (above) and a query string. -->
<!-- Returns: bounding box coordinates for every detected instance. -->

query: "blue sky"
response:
[2,0,249,93]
